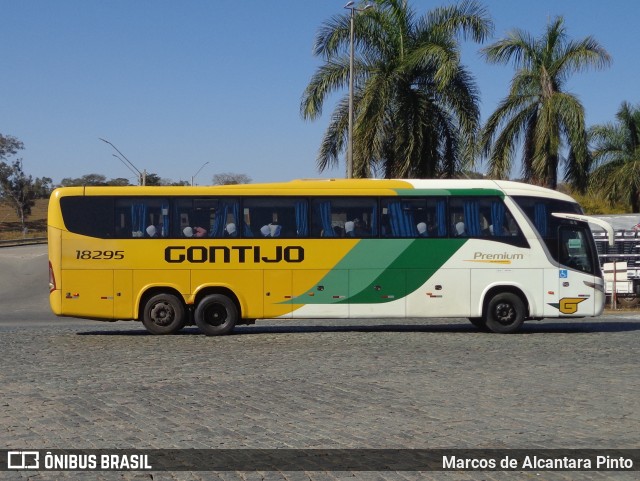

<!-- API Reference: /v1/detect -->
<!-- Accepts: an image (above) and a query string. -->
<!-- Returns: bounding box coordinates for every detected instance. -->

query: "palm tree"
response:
[301,0,492,178]
[480,17,610,190]
[589,102,640,212]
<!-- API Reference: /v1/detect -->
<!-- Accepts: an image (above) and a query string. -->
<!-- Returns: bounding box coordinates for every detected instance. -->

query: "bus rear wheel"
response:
[484,292,525,334]
[194,294,237,336]
[142,293,186,335]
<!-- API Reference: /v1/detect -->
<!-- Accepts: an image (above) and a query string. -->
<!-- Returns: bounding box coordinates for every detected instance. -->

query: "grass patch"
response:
[0,198,48,240]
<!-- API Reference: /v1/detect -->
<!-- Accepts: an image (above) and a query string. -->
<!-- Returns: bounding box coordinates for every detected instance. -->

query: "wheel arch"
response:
[137,285,186,321]
[481,284,531,320]
[193,285,243,319]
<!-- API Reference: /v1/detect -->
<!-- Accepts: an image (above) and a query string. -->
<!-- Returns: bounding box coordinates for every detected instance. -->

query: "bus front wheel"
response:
[484,292,525,334]
[194,294,237,336]
[142,293,186,335]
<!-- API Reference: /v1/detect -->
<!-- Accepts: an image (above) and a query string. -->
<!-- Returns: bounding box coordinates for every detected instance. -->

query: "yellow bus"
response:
[47,179,613,335]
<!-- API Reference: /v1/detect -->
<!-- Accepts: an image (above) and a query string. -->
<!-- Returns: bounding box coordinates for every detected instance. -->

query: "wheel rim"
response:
[149,301,175,327]
[203,303,228,327]
[494,302,516,326]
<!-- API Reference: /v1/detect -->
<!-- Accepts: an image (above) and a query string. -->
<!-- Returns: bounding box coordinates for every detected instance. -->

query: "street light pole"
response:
[344,2,372,179]
[99,138,146,186]
[113,154,140,183]
[191,161,210,186]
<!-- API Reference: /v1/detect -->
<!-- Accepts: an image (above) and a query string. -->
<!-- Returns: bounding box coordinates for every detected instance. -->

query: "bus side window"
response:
[381,198,423,238]
[59,196,115,238]
[448,197,524,242]
[312,198,377,238]
[114,198,169,238]
[179,198,215,238]
[243,197,308,238]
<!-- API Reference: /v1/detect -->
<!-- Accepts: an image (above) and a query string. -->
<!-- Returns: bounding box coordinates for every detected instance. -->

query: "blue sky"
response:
[1,0,638,185]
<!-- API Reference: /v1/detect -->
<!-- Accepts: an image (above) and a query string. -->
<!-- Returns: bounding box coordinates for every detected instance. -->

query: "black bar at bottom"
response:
[2,449,638,471]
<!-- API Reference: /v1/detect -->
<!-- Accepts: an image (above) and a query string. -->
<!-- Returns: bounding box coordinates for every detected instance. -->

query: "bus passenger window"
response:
[59,196,115,238]
[381,198,420,237]
[244,197,307,238]
[312,198,377,238]
[448,197,525,245]
[115,198,169,238]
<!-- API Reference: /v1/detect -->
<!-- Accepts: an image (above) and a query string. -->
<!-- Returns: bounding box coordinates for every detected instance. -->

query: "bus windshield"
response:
[512,196,600,275]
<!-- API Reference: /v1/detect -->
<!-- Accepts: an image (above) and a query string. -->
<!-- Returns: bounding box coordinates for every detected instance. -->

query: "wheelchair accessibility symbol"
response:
[559,269,568,278]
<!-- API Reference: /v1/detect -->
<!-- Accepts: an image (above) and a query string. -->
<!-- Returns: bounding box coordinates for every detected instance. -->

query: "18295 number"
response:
[75,250,125,260]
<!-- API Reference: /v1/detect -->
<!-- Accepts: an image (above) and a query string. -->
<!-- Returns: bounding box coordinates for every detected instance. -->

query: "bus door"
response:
[554,224,600,316]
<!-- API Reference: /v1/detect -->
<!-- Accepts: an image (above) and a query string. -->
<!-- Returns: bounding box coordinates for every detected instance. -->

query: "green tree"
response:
[480,17,610,190]
[588,102,640,212]
[0,135,46,231]
[212,173,252,185]
[60,174,109,186]
[144,173,162,186]
[33,176,54,198]
[0,134,24,160]
[107,177,133,186]
[301,0,492,178]
[0,160,37,231]
[168,180,190,186]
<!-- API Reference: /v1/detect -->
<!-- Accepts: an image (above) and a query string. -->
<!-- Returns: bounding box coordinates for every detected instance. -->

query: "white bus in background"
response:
[592,215,640,306]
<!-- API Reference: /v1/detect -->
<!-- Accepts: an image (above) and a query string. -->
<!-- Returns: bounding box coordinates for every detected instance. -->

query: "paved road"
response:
[1,245,639,480]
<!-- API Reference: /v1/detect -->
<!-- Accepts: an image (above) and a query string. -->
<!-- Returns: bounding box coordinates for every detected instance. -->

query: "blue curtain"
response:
[295,201,309,237]
[534,203,548,237]
[370,203,378,236]
[231,202,252,237]
[131,204,147,237]
[436,200,447,237]
[463,200,481,236]
[388,202,401,236]
[387,201,417,237]
[491,201,505,236]
[210,202,229,238]
[317,201,334,237]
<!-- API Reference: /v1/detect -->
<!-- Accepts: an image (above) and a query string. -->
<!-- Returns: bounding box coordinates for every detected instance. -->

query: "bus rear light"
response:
[49,261,56,293]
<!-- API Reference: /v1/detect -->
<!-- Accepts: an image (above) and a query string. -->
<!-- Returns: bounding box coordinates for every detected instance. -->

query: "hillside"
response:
[0,198,48,240]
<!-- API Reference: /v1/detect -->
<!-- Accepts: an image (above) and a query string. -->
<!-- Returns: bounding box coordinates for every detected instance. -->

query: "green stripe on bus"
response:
[288,238,467,305]
[341,238,467,304]
[393,188,504,198]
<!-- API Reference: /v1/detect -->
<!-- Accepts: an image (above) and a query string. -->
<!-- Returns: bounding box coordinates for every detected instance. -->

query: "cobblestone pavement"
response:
[1,315,639,481]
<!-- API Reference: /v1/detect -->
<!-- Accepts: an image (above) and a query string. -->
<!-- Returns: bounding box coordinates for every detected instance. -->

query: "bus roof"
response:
[50,178,577,202]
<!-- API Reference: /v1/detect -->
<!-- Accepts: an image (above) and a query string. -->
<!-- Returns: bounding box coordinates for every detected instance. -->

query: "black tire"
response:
[194,294,238,336]
[484,292,526,334]
[141,293,186,335]
[468,317,487,330]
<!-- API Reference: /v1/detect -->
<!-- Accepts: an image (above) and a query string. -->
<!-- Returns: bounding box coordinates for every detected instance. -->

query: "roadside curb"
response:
[0,237,47,247]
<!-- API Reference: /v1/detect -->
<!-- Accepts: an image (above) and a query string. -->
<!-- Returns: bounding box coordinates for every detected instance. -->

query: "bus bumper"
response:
[592,279,606,316]
[49,290,63,316]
